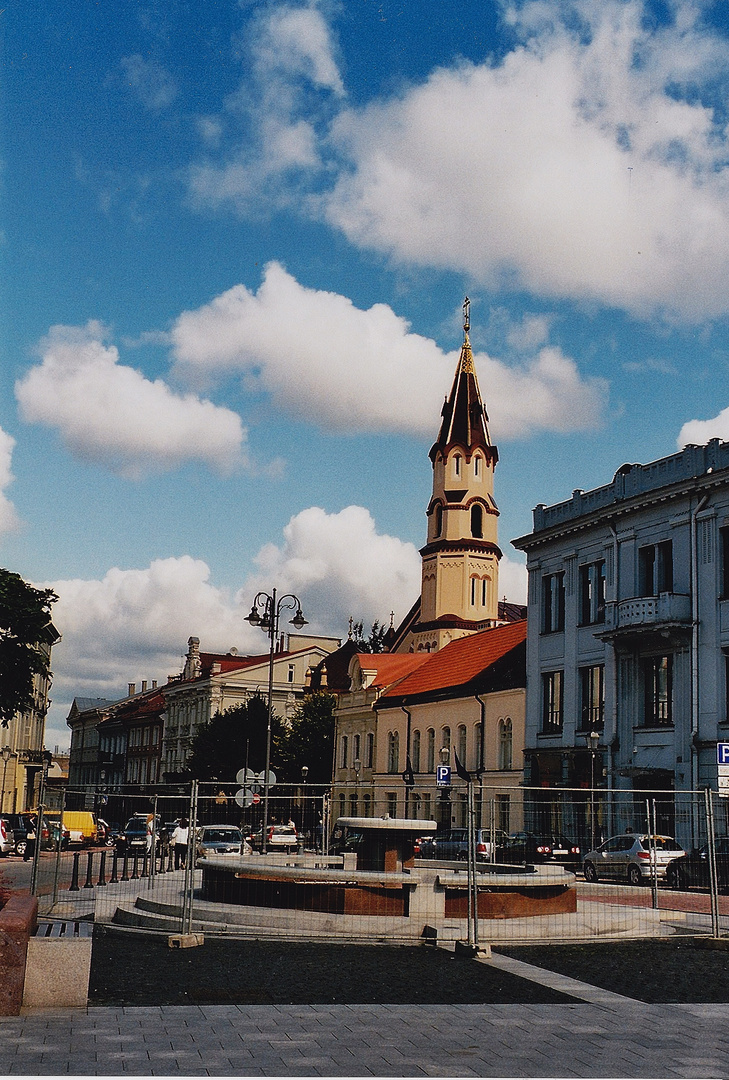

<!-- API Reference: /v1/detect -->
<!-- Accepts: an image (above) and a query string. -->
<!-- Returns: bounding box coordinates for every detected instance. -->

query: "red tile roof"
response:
[378,621,526,702]
[354,652,430,689]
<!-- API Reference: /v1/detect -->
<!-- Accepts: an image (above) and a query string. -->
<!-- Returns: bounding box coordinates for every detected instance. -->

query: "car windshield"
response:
[203,829,241,842]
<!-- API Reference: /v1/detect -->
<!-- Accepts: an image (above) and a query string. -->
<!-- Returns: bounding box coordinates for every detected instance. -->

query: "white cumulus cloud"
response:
[0,426,19,538]
[171,262,606,439]
[325,1,729,319]
[678,408,729,449]
[15,322,247,479]
[120,54,178,111]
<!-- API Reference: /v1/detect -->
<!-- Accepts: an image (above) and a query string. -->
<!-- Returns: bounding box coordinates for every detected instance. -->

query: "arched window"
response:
[473,455,481,479]
[412,730,421,773]
[339,793,345,818]
[366,732,374,768]
[363,793,371,817]
[475,721,484,770]
[434,504,443,537]
[349,793,358,817]
[458,724,467,767]
[454,453,462,477]
[471,503,483,539]
[441,727,451,759]
[412,792,421,817]
[471,576,477,606]
[353,733,361,764]
[340,735,348,769]
[426,728,435,772]
[481,576,489,607]
[498,718,513,771]
[387,731,399,774]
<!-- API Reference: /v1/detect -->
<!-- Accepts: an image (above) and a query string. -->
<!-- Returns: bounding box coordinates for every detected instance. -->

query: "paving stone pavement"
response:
[1,1003,728,1077]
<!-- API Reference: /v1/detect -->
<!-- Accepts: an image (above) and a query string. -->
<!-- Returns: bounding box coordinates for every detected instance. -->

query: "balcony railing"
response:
[603,593,691,633]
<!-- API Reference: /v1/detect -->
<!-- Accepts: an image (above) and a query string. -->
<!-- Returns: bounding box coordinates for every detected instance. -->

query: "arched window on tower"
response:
[473,454,482,479]
[434,504,443,537]
[471,503,483,538]
[454,453,462,478]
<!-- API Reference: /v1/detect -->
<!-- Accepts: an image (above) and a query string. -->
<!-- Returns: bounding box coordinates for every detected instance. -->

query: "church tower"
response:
[396,299,501,653]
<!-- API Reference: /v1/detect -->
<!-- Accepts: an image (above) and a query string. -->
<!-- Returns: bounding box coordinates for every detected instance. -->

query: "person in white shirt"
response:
[171,818,189,870]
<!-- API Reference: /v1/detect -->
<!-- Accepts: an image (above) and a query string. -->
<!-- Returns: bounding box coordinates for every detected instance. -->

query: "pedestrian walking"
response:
[172,818,189,869]
[23,817,37,862]
[145,814,155,854]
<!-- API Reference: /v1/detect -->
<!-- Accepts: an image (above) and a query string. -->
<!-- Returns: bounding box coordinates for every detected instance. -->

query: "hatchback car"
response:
[583,833,685,885]
[249,824,298,853]
[417,828,507,861]
[665,837,729,890]
[498,831,582,867]
[195,825,247,859]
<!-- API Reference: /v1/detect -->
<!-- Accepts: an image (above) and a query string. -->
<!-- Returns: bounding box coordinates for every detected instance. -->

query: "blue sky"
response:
[3,0,729,750]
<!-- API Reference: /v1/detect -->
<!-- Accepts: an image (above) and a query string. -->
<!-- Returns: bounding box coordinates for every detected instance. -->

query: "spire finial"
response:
[463,296,470,336]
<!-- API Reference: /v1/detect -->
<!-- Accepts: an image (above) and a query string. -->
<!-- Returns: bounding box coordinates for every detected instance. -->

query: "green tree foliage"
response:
[350,619,388,653]
[273,692,336,783]
[185,696,277,782]
[0,569,58,728]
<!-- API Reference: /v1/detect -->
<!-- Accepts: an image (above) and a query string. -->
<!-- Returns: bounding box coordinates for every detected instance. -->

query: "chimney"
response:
[141,681,148,693]
[128,683,136,697]
[151,680,157,689]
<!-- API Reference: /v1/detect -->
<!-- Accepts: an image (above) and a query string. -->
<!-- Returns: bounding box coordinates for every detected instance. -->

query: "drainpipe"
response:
[691,492,710,798]
[475,693,487,828]
[608,520,619,836]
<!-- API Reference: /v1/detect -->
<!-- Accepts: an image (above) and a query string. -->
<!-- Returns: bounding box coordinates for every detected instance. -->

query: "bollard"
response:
[83,851,94,889]
[141,852,149,878]
[131,853,139,880]
[121,852,129,882]
[167,847,174,872]
[69,851,81,892]
[110,850,119,884]
[97,850,107,887]
[158,847,166,874]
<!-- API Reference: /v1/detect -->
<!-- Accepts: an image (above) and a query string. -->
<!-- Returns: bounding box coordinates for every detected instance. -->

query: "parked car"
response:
[666,837,729,890]
[417,828,508,861]
[583,833,686,885]
[249,824,298,853]
[0,816,13,856]
[195,825,247,859]
[3,813,68,855]
[498,831,582,868]
[5,813,34,857]
[115,815,160,854]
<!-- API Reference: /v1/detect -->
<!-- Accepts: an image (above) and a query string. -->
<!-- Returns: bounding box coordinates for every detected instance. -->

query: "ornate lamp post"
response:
[0,746,15,815]
[246,589,307,853]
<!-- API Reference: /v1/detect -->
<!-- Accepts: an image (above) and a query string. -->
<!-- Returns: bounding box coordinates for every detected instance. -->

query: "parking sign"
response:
[718,743,729,765]
[436,764,451,787]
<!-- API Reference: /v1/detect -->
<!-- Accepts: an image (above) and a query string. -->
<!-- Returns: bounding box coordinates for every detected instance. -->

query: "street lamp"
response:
[246,589,308,853]
[300,764,308,850]
[587,730,600,851]
[0,746,14,815]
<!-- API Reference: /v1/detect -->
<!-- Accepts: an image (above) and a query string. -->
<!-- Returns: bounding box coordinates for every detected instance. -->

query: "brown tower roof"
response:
[429,299,497,465]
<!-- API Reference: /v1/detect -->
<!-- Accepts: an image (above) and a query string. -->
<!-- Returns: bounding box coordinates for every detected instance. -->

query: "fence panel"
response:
[24,781,729,943]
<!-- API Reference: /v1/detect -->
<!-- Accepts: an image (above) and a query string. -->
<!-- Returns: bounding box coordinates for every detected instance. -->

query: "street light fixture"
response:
[246,589,308,853]
[587,730,600,851]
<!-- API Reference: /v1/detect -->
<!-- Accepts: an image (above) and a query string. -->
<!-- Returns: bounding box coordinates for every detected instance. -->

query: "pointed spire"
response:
[429,298,496,464]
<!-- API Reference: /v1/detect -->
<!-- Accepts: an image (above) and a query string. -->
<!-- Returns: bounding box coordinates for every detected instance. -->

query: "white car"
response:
[249,824,298,853]
[195,825,248,858]
[583,833,685,885]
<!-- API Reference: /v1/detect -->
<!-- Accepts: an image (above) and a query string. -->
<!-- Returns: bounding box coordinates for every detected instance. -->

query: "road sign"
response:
[436,764,451,787]
[234,788,248,808]
[718,744,729,766]
[251,793,261,805]
[236,768,277,786]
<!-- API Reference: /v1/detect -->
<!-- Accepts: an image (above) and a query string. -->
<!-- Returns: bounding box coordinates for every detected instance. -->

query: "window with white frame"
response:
[498,718,513,770]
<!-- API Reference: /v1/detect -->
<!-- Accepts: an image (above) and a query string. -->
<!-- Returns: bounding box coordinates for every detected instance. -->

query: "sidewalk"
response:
[1,1001,728,1076]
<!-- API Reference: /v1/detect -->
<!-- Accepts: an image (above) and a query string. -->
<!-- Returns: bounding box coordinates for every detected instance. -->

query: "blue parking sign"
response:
[436,764,451,787]
[717,743,729,765]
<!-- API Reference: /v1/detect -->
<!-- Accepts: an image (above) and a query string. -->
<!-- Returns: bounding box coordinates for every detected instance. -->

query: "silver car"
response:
[195,825,247,858]
[583,833,685,885]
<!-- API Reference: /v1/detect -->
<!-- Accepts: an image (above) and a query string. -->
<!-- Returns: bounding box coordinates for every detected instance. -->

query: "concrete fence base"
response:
[0,893,38,1016]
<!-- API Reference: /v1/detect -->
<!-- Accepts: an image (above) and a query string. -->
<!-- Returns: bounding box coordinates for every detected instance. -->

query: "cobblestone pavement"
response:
[1,1001,728,1077]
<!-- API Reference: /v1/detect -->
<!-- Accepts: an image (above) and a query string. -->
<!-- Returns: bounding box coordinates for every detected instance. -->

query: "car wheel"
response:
[583,861,598,883]
[14,840,26,857]
[627,864,643,886]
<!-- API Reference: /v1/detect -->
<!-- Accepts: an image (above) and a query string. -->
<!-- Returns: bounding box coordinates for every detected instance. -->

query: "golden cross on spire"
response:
[463,296,470,335]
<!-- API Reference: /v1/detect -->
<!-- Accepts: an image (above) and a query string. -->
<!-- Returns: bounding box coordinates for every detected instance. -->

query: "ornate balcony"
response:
[600,593,692,641]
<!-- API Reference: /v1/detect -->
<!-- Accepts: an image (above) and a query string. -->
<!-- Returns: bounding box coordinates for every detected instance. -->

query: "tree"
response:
[185,696,278,782]
[273,692,336,783]
[350,619,388,653]
[0,570,58,728]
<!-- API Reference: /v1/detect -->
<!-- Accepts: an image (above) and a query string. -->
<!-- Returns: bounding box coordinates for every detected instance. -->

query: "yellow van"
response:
[44,810,98,847]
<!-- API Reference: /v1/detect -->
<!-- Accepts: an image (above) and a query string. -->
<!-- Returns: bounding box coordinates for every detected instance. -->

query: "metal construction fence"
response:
[22,781,729,945]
